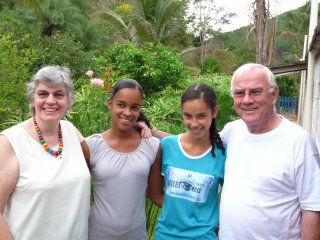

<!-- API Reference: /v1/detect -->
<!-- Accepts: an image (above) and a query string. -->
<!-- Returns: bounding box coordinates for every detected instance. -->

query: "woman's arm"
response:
[147,146,164,207]
[136,122,172,140]
[0,135,19,240]
[150,125,172,140]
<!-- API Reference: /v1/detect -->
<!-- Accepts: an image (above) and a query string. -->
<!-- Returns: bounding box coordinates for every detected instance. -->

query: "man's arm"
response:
[301,209,320,240]
[0,135,19,240]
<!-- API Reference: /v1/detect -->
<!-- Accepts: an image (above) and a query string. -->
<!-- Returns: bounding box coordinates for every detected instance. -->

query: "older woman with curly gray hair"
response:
[0,66,90,240]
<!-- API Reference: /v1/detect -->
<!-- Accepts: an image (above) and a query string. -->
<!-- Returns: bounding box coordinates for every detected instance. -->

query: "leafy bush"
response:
[143,74,237,133]
[0,13,94,130]
[143,87,185,135]
[0,32,37,130]
[0,9,93,77]
[201,58,220,74]
[102,42,187,94]
[13,29,92,80]
[276,74,299,97]
[180,74,237,131]
[67,80,110,136]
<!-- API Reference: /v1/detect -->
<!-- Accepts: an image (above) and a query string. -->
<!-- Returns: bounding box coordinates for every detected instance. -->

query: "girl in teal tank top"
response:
[148,84,226,240]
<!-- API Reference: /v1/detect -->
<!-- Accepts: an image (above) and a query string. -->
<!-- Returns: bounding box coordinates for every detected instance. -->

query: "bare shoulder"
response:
[0,134,16,159]
[0,134,19,213]
[0,134,19,176]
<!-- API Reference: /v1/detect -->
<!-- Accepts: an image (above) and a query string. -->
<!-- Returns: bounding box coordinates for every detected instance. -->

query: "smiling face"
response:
[182,99,217,139]
[32,82,68,123]
[108,88,142,131]
[232,67,279,133]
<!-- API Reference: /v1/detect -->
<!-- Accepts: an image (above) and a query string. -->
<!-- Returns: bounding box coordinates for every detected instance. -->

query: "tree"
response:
[252,0,276,65]
[100,0,189,47]
[188,0,235,66]
[17,0,89,37]
[0,0,15,10]
[276,75,299,97]
[17,0,41,11]
[276,1,311,63]
[278,1,310,45]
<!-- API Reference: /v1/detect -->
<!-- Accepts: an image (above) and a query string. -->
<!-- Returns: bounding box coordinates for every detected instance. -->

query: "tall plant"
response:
[17,0,89,36]
[100,0,188,47]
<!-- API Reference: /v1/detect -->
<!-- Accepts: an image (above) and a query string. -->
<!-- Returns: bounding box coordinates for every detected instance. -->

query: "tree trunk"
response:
[267,17,277,65]
[254,0,267,64]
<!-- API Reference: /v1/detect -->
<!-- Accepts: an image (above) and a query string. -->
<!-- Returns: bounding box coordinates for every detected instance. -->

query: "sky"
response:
[218,0,311,32]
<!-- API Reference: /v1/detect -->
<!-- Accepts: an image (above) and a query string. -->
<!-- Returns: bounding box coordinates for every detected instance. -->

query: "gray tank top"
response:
[87,134,160,240]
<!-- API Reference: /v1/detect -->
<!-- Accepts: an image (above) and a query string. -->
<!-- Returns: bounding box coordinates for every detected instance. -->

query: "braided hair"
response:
[109,78,151,128]
[181,83,225,158]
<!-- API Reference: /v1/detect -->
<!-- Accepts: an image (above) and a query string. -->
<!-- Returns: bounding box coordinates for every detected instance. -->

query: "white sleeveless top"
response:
[1,120,90,240]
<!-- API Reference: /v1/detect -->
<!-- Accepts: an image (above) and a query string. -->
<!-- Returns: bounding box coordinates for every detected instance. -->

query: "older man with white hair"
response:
[219,63,320,240]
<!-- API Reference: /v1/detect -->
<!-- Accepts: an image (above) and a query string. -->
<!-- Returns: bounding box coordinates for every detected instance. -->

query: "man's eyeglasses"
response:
[232,86,273,99]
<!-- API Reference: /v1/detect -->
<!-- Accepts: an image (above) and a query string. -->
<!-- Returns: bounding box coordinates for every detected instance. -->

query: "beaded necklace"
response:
[33,115,63,157]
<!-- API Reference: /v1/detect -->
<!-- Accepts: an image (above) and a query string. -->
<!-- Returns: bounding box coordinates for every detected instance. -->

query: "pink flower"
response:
[91,78,104,87]
[86,70,94,78]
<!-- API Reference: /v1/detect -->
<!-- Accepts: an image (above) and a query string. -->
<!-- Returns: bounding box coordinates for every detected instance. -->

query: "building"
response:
[300,0,320,149]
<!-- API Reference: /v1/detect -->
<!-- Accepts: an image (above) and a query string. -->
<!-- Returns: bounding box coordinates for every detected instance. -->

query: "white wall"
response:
[312,55,320,149]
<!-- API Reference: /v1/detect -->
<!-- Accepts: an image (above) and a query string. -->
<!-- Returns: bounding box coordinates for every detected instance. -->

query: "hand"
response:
[135,121,152,139]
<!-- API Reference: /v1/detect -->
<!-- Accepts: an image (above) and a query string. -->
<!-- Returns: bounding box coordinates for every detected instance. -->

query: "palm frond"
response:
[130,16,157,44]
[129,0,147,19]
[153,0,177,37]
[100,10,128,35]
[179,47,201,67]
[278,31,300,42]
[17,0,42,13]
[246,26,255,42]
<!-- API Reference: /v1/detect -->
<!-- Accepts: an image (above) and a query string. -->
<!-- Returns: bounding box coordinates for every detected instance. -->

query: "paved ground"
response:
[284,114,298,123]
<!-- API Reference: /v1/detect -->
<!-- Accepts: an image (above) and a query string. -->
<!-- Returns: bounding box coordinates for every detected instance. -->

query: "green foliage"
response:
[276,74,299,97]
[275,2,312,64]
[67,65,129,136]
[0,12,93,129]
[67,80,110,136]
[103,42,187,94]
[143,87,185,134]
[181,74,237,131]
[0,32,37,131]
[146,199,161,240]
[0,0,15,11]
[213,48,239,74]
[100,0,189,48]
[29,31,93,79]
[201,58,220,74]
[0,8,34,36]
[143,74,237,133]
[0,8,93,77]
[277,2,311,45]
[215,27,256,69]
[17,0,89,37]
[80,20,112,51]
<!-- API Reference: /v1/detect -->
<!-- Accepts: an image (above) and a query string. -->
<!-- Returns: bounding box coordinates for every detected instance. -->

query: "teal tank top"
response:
[155,135,226,240]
